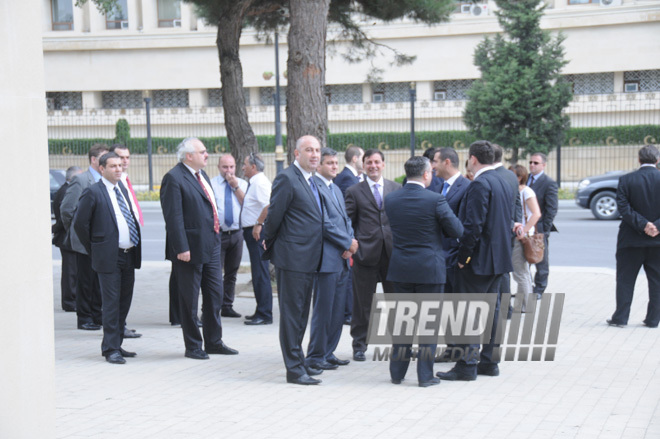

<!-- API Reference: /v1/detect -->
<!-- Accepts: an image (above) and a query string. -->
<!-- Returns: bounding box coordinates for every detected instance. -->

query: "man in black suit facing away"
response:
[437,140,515,381]
[608,145,660,328]
[263,136,355,385]
[386,156,463,387]
[160,137,238,360]
[345,149,401,361]
[334,144,364,196]
[73,153,141,364]
[527,152,558,299]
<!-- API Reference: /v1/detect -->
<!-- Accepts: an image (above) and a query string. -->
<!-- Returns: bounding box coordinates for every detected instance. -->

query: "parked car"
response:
[575,171,627,220]
[50,169,66,215]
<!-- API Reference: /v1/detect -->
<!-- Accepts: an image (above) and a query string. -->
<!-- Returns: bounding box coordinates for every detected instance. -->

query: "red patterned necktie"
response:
[125,176,144,226]
[196,172,220,234]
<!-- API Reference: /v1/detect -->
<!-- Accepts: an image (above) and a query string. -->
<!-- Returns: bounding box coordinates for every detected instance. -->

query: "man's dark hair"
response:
[468,140,495,165]
[438,147,459,168]
[530,152,547,164]
[321,147,338,164]
[88,143,109,163]
[639,145,660,164]
[363,149,385,162]
[492,143,503,163]
[423,147,437,161]
[65,166,82,182]
[404,156,430,179]
[99,152,120,168]
[110,144,129,153]
[345,145,363,163]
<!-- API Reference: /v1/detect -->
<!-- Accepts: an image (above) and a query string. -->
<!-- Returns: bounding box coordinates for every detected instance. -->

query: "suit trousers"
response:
[344,266,353,319]
[243,227,273,320]
[168,266,180,325]
[612,246,660,326]
[97,249,136,356]
[76,252,102,326]
[351,247,395,353]
[60,248,78,311]
[306,265,348,365]
[389,282,444,384]
[533,233,550,296]
[221,230,244,309]
[277,268,317,378]
[172,238,224,351]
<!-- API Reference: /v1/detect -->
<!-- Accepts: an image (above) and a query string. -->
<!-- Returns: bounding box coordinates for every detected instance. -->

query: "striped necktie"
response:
[114,186,139,246]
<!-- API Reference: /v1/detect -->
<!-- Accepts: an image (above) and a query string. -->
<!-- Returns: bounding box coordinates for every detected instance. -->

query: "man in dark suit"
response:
[73,153,141,364]
[263,136,355,385]
[52,166,82,312]
[386,156,463,387]
[60,143,109,330]
[306,148,357,371]
[345,149,401,362]
[528,152,558,299]
[334,144,364,196]
[437,140,515,382]
[607,145,660,328]
[160,137,238,360]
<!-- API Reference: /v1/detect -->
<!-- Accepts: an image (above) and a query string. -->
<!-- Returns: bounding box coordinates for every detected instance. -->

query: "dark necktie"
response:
[224,182,233,228]
[196,172,220,234]
[114,186,139,246]
[442,182,450,196]
[373,183,383,209]
[309,177,322,212]
[529,175,535,187]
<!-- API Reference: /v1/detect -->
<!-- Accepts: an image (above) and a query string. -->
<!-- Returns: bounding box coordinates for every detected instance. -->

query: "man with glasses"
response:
[527,152,558,300]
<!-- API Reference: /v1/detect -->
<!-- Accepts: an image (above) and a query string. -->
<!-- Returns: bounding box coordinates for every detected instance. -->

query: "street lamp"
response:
[274,32,284,174]
[142,90,153,191]
[409,82,416,158]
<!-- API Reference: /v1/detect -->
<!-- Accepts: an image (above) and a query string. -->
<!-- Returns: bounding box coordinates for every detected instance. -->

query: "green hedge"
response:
[48,125,659,155]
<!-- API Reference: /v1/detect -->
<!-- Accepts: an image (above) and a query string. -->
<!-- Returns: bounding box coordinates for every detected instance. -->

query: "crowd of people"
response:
[52,136,660,386]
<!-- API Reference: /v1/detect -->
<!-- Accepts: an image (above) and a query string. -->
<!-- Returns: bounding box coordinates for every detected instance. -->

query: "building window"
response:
[208,89,250,107]
[102,91,143,109]
[157,0,182,28]
[568,0,596,4]
[106,0,128,30]
[564,73,614,95]
[46,92,82,110]
[372,82,411,103]
[624,70,660,92]
[324,84,363,104]
[433,79,475,100]
[153,89,189,108]
[259,87,287,106]
[51,0,73,31]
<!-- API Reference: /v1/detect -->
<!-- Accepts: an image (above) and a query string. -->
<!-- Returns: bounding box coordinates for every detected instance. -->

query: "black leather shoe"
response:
[244,313,256,321]
[477,363,500,377]
[206,341,239,355]
[308,361,338,371]
[119,348,137,358]
[244,318,273,325]
[105,352,126,364]
[221,308,242,318]
[353,351,366,361]
[78,322,101,330]
[642,321,658,328]
[185,348,209,360]
[391,378,403,385]
[287,374,321,385]
[343,316,352,326]
[306,366,324,376]
[327,356,350,366]
[123,328,142,338]
[419,377,441,388]
[606,319,626,328]
[436,368,477,381]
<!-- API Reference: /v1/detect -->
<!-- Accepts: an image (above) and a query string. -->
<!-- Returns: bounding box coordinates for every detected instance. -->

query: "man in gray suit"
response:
[60,143,109,330]
[263,136,355,385]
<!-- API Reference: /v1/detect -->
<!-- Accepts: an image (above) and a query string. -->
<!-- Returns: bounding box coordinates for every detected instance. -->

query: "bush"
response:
[114,118,130,145]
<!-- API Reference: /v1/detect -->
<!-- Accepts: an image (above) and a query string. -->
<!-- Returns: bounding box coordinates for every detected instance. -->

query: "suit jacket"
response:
[616,166,660,249]
[73,181,142,273]
[495,165,523,224]
[160,162,219,265]
[457,169,514,276]
[345,178,401,267]
[314,176,354,273]
[60,170,97,254]
[334,167,360,196]
[529,172,558,234]
[52,182,69,248]
[441,174,470,265]
[262,165,351,273]
[385,184,463,284]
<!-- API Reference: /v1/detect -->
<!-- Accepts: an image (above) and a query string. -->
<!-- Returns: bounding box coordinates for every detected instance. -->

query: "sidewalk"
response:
[53,262,660,439]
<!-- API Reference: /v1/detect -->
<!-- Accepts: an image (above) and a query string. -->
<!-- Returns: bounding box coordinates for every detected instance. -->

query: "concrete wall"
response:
[0,0,56,438]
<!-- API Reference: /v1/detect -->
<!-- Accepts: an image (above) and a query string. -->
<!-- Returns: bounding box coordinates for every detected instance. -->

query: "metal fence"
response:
[47,92,660,188]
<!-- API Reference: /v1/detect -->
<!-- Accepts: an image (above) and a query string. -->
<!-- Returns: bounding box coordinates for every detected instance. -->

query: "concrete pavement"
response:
[52,262,660,439]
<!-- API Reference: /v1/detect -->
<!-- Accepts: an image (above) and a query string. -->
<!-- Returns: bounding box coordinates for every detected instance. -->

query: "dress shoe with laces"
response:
[221,308,242,318]
[353,351,366,361]
[78,322,101,330]
[327,356,350,366]
[205,341,239,355]
[307,361,338,371]
[436,367,477,381]
[606,319,626,328]
[477,363,500,377]
[119,348,137,358]
[185,348,209,360]
[244,317,273,325]
[105,352,126,364]
[123,328,142,338]
[287,374,321,385]
[419,377,441,388]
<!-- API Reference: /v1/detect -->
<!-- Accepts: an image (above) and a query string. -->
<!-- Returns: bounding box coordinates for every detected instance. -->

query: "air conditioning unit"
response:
[372,92,384,103]
[120,20,129,29]
[600,0,622,6]
[624,82,639,93]
[173,19,181,27]
[434,91,447,101]
[470,4,489,16]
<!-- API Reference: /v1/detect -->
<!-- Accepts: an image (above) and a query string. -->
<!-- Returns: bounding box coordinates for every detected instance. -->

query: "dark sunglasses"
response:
[529,161,541,165]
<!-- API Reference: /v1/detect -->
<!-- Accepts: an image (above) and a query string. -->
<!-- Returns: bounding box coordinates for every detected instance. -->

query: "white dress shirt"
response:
[211,174,249,231]
[101,177,132,249]
[443,171,461,194]
[183,163,218,213]
[241,172,271,227]
[367,175,384,201]
[474,165,496,180]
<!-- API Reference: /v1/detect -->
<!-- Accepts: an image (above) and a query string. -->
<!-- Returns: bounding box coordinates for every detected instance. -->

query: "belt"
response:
[119,247,135,254]
[222,229,241,235]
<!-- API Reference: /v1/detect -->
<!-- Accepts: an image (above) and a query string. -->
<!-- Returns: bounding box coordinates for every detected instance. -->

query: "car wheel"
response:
[590,191,618,220]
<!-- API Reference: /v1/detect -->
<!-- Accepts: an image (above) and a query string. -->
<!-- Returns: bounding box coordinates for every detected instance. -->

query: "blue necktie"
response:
[373,183,383,209]
[442,182,450,196]
[329,183,339,204]
[114,186,139,246]
[309,178,322,212]
[224,182,233,228]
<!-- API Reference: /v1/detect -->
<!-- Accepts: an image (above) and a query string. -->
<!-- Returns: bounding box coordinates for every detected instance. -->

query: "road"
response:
[52,200,620,269]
